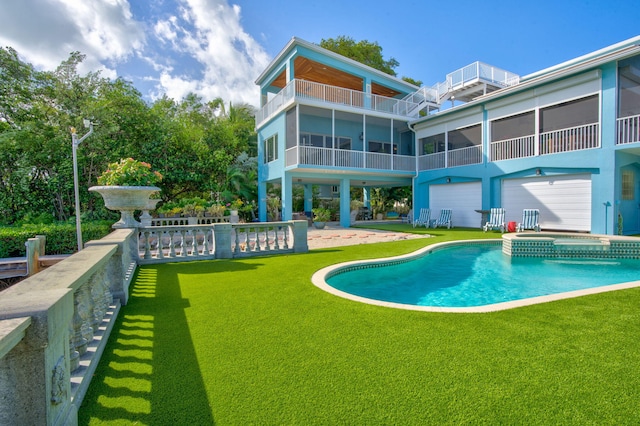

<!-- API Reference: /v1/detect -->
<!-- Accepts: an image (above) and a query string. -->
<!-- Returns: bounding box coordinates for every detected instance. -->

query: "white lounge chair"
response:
[516,209,540,232]
[432,209,452,229]
[483,208,506,232]
[413,208,431,228]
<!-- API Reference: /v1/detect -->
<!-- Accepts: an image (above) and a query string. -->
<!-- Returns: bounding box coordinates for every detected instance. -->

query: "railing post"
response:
[214,223,233,259]
[25,238,40,276]
[291,220,309,253]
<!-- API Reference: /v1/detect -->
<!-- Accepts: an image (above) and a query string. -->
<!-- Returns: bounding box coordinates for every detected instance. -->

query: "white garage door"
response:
[429,182,482,228]
[502,174,591,231]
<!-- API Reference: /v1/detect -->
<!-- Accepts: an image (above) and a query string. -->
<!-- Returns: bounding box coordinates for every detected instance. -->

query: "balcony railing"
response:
[256,79,420,126]
[418,146,483,171]
[617,114,640,144]
[491,135,536,162]
[490,123,600,162]
[286,146,415,172]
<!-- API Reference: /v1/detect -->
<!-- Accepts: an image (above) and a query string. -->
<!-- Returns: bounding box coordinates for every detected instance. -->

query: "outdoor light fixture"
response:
[536,168,541,175]
[446,177,451,183]
[359,132,364,141]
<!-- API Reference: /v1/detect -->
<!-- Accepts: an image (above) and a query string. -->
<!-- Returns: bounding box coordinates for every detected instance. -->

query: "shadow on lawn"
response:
[78,264,217,424]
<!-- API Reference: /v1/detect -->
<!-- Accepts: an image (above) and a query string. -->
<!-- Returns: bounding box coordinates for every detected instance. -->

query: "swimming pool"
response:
[312,240,640,313]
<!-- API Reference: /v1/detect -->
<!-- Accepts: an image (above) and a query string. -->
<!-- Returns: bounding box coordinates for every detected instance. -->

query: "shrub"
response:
[0,222,113,257]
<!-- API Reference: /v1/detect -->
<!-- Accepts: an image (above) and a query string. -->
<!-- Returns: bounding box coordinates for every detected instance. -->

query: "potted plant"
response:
[312,207,331,229]
[89,158,162,228]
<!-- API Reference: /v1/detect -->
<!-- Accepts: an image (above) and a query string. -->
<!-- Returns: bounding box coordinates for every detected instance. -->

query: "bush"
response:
[0,222,113,257]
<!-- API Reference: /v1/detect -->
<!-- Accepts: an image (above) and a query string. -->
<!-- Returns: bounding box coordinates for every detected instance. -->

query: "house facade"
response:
[256,36,640,234]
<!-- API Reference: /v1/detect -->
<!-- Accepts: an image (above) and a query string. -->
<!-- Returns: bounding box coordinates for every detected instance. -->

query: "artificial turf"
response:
[79,227,640,425]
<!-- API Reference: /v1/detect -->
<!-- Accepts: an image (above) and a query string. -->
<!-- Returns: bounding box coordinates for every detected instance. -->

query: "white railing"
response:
[617,114,640,144]
[138,225,216,263]
[393,155,417,171]
[418,151,446,171]
[256,79,420,126]
[447,61,520,90]
[366,152,391,170]
[137,222,301,264]
[299,145,333,166]
[539,123,599,155]
[491,135,536,161]
[335,149,364,168]
[448,145,483,167]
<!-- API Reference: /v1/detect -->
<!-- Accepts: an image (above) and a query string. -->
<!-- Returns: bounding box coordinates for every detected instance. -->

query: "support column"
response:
[303,184,313,213]
[363,187,370,209]
[339,178,351,227]
[281,173,292,221]
[258,180,267,222]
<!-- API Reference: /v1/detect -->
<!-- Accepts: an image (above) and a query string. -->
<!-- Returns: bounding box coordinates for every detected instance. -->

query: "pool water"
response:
[326,245,640,307]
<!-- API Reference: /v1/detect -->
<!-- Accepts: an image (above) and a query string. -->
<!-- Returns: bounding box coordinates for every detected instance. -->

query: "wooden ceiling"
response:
[270,56,401,98]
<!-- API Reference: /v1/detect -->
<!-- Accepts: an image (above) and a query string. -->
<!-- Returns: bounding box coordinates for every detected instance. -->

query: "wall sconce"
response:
[446,177,451,183]
[536,168,541,176]
[359,132,364,141]
[362,181,366,185]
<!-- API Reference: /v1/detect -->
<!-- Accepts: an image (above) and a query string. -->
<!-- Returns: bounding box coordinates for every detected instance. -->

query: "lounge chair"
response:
[401,209,413,224]
[516,209,540,232]
[483,208,506,232]
[413,208,431,228]
[432,209,452,229]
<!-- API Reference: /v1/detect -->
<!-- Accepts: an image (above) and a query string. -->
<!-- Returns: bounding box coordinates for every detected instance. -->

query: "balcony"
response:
[418,145,483,171]
[285,145,416,172]
[490,122,600,162]
[256,79,420,126]
[617,114,640,144]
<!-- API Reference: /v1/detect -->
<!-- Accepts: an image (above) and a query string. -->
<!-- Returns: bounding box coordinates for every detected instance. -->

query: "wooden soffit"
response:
[269,56,402,98]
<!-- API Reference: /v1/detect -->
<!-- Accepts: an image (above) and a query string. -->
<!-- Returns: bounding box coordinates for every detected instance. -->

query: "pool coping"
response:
[310,239,640,313]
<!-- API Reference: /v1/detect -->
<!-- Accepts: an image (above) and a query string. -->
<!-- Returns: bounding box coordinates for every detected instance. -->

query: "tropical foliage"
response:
[96,158,163,186]
[0,47,257,225]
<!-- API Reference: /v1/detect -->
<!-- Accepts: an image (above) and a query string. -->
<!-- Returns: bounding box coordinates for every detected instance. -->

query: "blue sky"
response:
[1,0,639,108]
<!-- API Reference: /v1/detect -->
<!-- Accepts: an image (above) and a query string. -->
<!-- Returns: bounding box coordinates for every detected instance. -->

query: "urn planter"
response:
[89,185,160,228]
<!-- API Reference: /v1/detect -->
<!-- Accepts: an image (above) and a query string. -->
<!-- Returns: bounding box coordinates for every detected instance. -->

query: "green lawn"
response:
[79,227,640,425]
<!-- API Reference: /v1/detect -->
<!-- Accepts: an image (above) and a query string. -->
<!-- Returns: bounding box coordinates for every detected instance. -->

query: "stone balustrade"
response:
[0,220,307,425]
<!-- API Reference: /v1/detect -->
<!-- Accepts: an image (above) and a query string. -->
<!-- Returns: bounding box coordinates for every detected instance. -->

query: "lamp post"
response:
[71,119,94,251]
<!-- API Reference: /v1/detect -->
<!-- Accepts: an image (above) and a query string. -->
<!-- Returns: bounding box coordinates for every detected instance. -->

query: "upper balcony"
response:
[256,79,421,127]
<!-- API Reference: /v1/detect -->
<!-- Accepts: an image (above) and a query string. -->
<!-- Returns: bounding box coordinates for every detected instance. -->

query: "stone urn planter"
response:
[313,221,326,230]
[89,185,160,228]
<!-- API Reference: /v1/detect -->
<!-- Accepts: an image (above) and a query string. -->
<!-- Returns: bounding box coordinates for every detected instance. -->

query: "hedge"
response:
[0,222,114,258]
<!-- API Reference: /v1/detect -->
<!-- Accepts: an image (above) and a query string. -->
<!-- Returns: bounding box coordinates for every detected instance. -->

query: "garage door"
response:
[429,182,482,228]
[502,173,591,231]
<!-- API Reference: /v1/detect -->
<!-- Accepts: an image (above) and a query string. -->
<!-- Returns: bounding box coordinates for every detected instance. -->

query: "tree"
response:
[320,36,399,76]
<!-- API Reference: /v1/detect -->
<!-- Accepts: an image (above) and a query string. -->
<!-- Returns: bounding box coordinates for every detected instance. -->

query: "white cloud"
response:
[0,0,144,77]
[150,0,271,106]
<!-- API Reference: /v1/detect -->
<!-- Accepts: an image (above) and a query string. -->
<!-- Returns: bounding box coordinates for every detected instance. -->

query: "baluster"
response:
[192,229,199,257]
[283,226,289,249]
[203,228,211,255]
[90,271,105,332]
[273,226,280,250]
[143,230,152,259]
[253,227,261,252]
[264,227,271,252]
[157,230,165,259]
[169,230,177,258]
[234,227,241,255]
[179,229,187,256]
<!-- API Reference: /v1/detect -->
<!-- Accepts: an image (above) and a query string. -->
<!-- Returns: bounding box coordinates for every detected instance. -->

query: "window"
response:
[622,170,635,200]
[539,95,599,133]
[618,56,640,118]
[491,111,535,141]
[368,141,396,154]
[448,124,482,150]
[419,133,445,155]
[300,132,349,149]
[264,134,278,163]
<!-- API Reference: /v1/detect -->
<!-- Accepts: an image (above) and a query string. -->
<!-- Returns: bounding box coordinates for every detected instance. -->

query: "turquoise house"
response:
[256,35,640,234]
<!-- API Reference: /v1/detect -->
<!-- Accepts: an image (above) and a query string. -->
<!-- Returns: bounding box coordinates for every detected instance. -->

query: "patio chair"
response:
[432,209,452,229]
[483,208,506,232]
[413,208,431,228]
[516,209,540,232]
[401,209,413,224]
